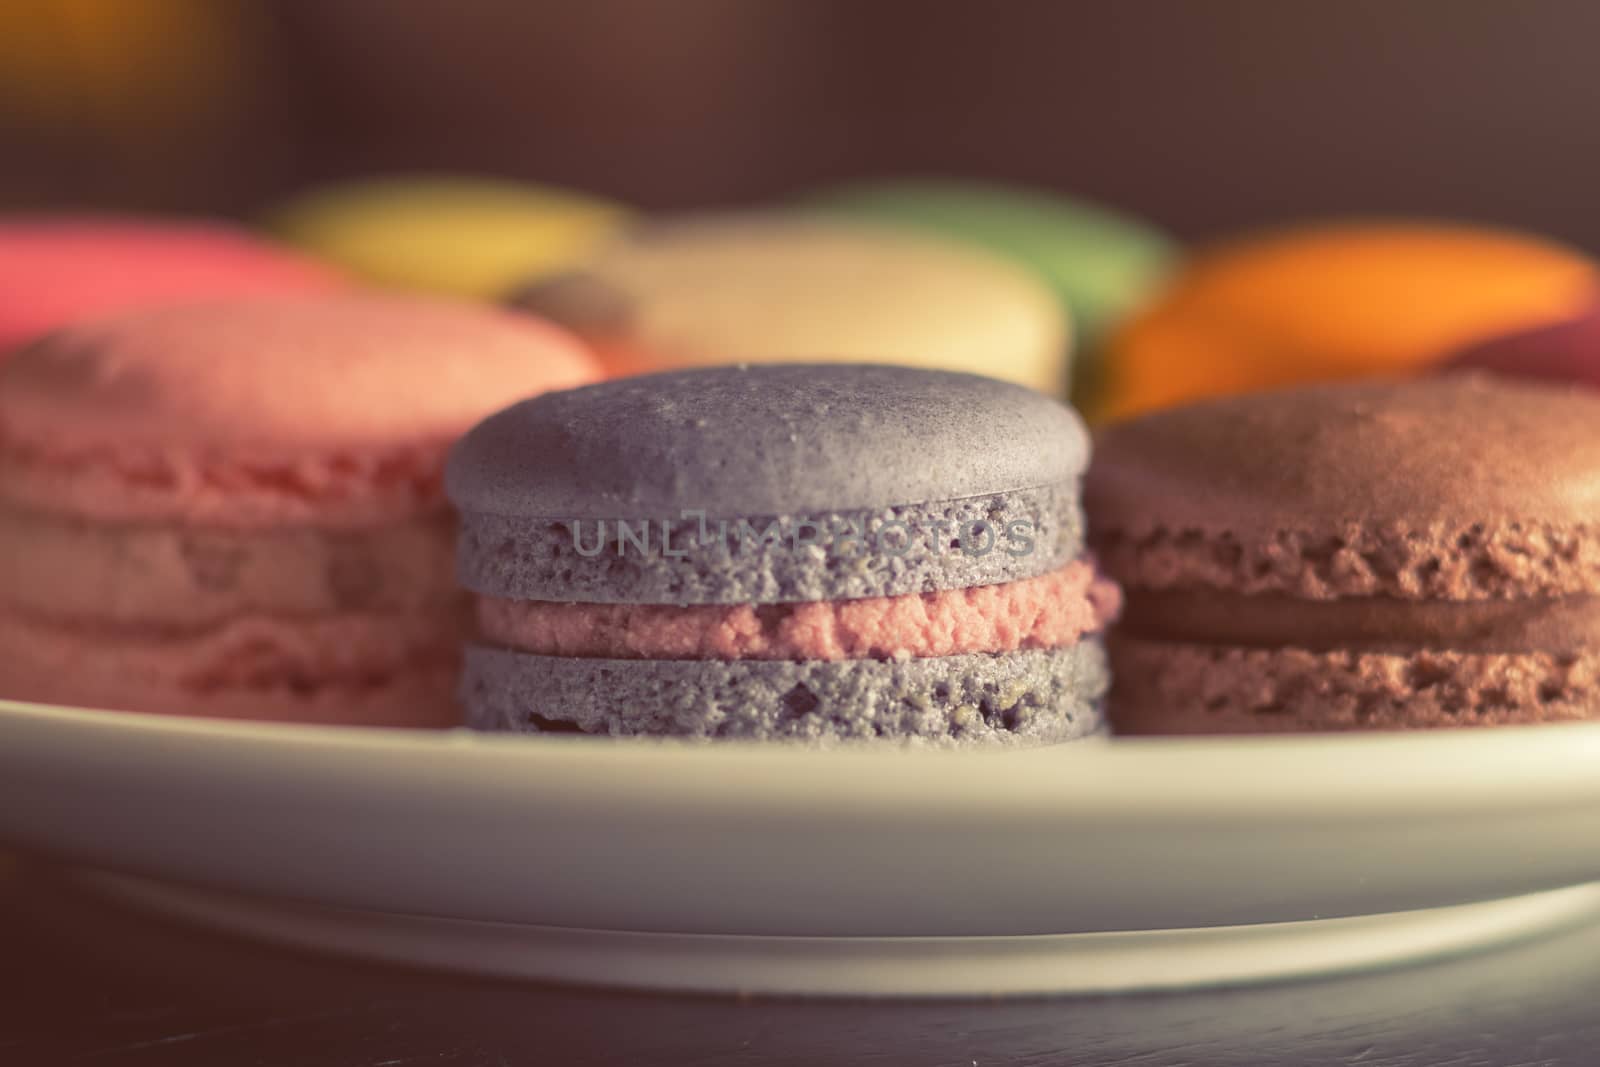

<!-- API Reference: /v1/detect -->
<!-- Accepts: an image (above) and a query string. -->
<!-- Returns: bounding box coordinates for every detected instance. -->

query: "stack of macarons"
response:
[1087,375,1600,733]
[0,294,596,725]
[446,364,1119,745]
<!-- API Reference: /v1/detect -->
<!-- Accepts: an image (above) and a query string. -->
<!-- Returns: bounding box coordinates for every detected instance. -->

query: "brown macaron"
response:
[1085,374,1600,733]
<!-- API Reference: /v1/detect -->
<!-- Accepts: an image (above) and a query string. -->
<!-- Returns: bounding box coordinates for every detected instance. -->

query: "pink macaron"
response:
[1442,303,1600,387]
[0,217,346,356]
[0,293,598,726]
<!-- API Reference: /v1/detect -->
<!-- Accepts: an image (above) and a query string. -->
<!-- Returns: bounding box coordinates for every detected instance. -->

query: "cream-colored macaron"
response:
[269,176,630,300]
[512,215,1071,394]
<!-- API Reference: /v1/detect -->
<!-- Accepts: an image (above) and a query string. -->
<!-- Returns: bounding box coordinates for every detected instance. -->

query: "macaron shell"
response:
[0,293,598,454]
[0,218,344,355]
[0,506,457,626]
[1108,638,1600,733]
[461,643,1108,745]
[457,483,1080,605]
[1100,222,1597,420]
[447,364,1090,520]
[0,606,459,727]
[515,216,1070,394]
[1086,375,1600,536]
[1095,517,1600,603]
[270,177,629,299]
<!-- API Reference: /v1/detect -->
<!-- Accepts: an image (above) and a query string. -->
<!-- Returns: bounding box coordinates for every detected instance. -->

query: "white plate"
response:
[6,699,1600,994]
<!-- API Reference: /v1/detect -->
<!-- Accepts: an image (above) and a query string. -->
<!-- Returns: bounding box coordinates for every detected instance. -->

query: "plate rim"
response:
[7,696,1600,822]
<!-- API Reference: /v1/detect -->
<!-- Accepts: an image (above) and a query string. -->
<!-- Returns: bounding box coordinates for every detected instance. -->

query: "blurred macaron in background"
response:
[1441,302,1600,390]
[7,3,1600,424]
[1097,221,1599,421]
[268,176,631,300]
[511,214,1072,394]
[803,178,1176,403]
[0,217,344,356]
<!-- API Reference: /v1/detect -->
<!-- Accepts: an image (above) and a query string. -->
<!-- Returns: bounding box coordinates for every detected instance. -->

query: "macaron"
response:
[1100,221,1598,421]
[269,176,630,299]
[511,215,1070,394]
[447,364,1119,745]
[0,217,344,356]
[0,294,598,725]
[1086,375,1600,733]
[804,178,1176,396]
[1443,303,1600,387]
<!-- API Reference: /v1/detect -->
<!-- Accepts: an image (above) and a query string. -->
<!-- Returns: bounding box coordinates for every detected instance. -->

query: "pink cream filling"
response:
[477,560,1122,662]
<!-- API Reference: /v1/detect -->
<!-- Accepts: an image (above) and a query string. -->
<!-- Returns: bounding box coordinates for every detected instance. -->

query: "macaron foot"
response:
[1108,638,1600,733]
[461,643,1109,747]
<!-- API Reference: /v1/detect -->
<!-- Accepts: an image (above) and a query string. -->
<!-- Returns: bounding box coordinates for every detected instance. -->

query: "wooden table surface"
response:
[3,853,1597,1066]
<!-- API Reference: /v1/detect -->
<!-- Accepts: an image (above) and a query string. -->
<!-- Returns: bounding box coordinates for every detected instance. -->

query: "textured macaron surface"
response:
[463,644,1109,745]
[0,507,456,626]
[1,294,594,452]
[0,608,460,727]
[512,215,1069,394]
[1088,375,1600,731]
[1106,640,1600,733]
[1099,221,1597,420]
[450,364,1087,519]
[0,218,344,354]
[449,364,1092,604]
[1088,375,1600,573]
[0,294,598,525]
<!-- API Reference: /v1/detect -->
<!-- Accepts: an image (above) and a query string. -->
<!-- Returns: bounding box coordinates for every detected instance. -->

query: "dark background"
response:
[3,0,1599,249]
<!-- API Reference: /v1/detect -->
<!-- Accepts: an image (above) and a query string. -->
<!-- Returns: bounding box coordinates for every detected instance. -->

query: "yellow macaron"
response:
[269,176,630,300]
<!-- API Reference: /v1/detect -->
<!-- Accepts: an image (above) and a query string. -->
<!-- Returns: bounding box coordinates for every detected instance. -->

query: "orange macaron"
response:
[1097,221,1598,421]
